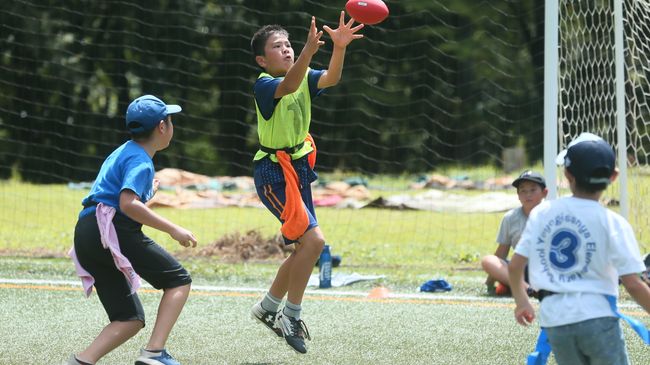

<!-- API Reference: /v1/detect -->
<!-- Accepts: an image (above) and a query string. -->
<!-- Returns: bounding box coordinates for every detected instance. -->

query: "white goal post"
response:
[546,0,650,247]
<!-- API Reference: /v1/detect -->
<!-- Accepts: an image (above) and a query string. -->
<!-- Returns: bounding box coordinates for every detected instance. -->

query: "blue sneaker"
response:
[134,349,180,365]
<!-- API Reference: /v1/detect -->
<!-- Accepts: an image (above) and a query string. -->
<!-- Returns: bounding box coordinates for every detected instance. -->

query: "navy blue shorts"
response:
[73,212,192,324]
[253,155,318,244]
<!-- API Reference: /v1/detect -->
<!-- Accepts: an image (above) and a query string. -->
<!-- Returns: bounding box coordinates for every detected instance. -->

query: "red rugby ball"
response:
[345,0,389,25]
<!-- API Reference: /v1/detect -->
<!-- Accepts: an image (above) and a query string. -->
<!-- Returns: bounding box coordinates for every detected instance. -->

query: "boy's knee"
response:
[123,319,145,334]
[179,282,192,293]
[161,283,192,300]
[480,255,492,270]
[135,320,145,331]
[314,237,326,250]
[301,236,325,256]
[311,237,326,253]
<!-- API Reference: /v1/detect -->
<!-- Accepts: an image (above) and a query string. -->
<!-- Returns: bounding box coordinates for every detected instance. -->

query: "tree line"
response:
[0,0,545,182]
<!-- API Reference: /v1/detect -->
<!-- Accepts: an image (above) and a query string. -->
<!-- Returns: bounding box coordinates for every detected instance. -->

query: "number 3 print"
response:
[550,230,579,271]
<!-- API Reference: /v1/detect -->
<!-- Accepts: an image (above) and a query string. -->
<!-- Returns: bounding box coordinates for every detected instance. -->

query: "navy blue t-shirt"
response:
[254,69,326,120]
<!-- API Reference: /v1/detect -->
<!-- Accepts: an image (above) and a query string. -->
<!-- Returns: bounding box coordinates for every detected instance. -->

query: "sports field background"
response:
[3,1,650,363]
[0,0,560,256]
[1,259,650,365]
[1,176,650,364]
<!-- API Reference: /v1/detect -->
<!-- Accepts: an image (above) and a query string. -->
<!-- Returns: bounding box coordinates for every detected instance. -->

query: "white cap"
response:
[555,132,604,165]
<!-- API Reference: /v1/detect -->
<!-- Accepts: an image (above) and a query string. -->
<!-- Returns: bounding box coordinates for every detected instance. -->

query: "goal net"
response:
[556,0,650,248]
[6,1,618,265]
[1,0,648,295]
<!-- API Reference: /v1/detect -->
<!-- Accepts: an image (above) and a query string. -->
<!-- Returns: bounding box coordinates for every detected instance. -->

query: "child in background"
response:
[481,170,547,295]
[248,13,363,354]
[68,95,197,365]
[509,133,650,364]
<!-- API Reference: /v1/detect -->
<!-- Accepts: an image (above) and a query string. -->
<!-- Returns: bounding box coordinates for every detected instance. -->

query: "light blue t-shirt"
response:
[81,140,154,215]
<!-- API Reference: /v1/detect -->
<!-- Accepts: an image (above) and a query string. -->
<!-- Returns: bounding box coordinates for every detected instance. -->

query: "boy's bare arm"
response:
[494,244,510,260]
[509,253,535,325]
[275,16,324,97]
[319,11,364,88]
[119,190,197,247]
[621,273,650,314]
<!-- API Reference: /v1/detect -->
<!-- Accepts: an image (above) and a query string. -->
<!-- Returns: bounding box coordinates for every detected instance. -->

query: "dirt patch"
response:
[0,230,292,262]
[182,230,292,262]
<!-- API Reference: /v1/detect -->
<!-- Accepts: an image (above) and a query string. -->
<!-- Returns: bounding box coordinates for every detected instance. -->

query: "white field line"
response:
[0,277,643,310]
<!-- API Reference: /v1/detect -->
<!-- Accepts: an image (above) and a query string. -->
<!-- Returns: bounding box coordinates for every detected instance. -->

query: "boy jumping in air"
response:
[248,13,363,354]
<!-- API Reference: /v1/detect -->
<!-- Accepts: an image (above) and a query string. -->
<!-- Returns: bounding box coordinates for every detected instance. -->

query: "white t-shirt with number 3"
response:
[515,196,645,327]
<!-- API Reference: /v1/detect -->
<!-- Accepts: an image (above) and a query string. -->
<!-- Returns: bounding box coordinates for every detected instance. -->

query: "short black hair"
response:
[129,116,170,141]
[573,180,608,194]
[251,25,289,57]
[572,167,611,194]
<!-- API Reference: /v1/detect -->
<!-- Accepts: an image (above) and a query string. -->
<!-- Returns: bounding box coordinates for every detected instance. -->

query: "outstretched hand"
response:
[323,11,364,48]
[303,16,325,57]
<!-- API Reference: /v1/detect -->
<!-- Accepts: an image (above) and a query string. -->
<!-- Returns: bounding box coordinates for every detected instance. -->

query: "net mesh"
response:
[558,0,650,247]
[2,1,611,260]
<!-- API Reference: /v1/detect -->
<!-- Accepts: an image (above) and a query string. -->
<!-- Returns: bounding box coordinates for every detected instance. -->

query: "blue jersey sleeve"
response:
[308,69,326,98]
[254,70,326,120]
[121,156,154,203]
[254,76,281,120]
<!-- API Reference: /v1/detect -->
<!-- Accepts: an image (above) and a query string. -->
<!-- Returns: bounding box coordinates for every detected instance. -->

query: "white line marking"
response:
[0,278,643,309]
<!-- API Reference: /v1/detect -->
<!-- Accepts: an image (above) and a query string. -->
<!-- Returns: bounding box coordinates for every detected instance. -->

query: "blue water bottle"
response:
[319,245,332,289]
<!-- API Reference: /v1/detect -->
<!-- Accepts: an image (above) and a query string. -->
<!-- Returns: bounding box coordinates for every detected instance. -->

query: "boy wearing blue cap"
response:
[68,95,197,365]
[509,133,650,364]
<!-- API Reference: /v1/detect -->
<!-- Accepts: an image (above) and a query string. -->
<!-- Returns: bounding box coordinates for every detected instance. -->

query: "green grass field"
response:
[0,180,505,291]
[1,262,650,365]
[1,280,537,365]
[1,178,650,364]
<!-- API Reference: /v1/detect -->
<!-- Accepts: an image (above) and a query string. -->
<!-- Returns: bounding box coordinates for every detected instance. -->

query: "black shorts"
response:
[73,212,192,324]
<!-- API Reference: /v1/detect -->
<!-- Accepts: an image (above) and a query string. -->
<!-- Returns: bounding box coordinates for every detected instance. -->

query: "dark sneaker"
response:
[275,313,311,354]
[251,301,282,337]
[134,349,180,365]
[66,355,88,365]
[486,284,497,296]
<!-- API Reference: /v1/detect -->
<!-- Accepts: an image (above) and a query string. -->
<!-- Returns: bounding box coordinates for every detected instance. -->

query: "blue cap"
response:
[125,95,182,133]
[556,132,615,185]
